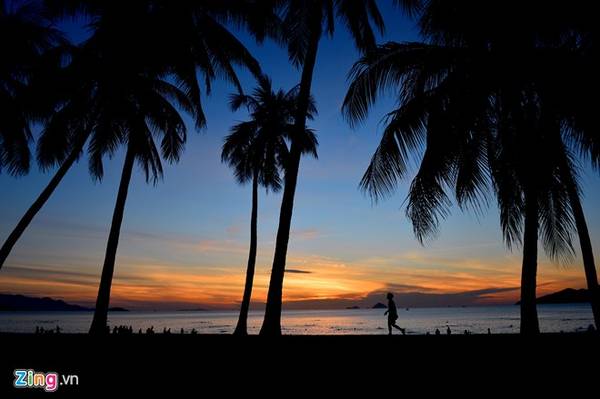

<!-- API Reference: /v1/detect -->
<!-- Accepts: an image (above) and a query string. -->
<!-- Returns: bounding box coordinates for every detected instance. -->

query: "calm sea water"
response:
[0,304,594,335]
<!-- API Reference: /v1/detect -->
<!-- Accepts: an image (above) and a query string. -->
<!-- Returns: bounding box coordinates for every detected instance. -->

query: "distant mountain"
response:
[372,302,387,309]
[0,294,129,311]
[0,294,91,311]
[515,288,591,305]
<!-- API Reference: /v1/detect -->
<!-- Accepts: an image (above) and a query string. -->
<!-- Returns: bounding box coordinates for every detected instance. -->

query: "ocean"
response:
[0,304,594,334]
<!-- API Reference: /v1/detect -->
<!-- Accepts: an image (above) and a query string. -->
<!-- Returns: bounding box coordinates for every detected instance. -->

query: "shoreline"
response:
[1,331,597,337]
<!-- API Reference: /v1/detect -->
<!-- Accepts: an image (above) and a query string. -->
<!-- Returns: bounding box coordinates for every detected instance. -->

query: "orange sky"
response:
[0,244,588,310]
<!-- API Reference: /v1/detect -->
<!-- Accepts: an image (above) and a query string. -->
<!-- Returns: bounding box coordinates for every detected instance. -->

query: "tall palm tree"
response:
[0,0,63,177]
[342,38,578,333]
[0,0,271,275]
[34,29,208,333]
[222,76,317,335]
[260,0,386,336]
[407,0,600,330]
[412,0,600,330]
[542,24,600,328]
[67,2,271,334]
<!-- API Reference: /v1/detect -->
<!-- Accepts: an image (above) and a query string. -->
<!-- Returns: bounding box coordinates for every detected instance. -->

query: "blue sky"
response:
[1,1,599,309]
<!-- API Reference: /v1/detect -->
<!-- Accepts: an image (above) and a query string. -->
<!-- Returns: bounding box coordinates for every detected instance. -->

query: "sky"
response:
[1,1,599,310]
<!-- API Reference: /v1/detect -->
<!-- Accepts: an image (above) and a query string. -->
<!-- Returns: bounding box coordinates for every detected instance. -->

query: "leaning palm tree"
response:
[0,0,64,177]
[342,38,579,334]
[222,76,317,335]
[260,0,387,336]
[543,27,600,328]
[0,0,270,274]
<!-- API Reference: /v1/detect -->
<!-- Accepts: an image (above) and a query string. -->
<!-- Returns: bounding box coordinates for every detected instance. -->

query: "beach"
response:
[0,304,594,335]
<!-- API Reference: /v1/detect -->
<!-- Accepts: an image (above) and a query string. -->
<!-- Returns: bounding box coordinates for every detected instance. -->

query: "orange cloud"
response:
[0,246,588,309]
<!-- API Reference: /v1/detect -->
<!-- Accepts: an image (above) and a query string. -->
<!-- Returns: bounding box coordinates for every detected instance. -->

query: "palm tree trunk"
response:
[0,136,86,271]
[521,187,540,334]
[565,176,600,329]
[89,144,135,334]
[233,172,259,335]
[556,140,600,328]
[260,19,322,336]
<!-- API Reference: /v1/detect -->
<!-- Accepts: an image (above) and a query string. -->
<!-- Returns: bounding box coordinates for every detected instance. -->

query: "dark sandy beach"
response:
[1,333,598,395]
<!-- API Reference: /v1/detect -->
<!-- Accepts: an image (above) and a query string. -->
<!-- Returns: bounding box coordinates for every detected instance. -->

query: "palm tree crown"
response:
[222,75,318,188]
[0,0,64,175]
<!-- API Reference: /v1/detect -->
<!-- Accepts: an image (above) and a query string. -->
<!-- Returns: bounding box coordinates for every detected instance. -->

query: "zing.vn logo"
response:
[13,369,79,392]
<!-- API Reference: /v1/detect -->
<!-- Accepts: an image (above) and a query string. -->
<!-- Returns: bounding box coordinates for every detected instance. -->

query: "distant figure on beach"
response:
[435,328,440,336]
[384,293,406,335]
[446,325,451,335]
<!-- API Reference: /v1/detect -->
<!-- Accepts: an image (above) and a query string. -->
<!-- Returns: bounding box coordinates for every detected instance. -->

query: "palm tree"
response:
[222,76,317,335]
[260,0,387,336]
[543,24,600,328]
[413,0,600,330]
[65,2,271,334]
[34,29,207,334]
[405,0,600,331]
[342,38,578,333]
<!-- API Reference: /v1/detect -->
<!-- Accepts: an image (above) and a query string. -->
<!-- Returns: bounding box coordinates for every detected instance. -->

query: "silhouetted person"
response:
[435,328,440,335]
[488,328,492,335]
[446,326,451,335]
[384,293,406,335]
[180,328,184,334]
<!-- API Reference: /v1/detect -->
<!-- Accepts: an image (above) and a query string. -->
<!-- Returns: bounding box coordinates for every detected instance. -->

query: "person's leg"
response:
[392,323,406,334]
[388,321,392,335]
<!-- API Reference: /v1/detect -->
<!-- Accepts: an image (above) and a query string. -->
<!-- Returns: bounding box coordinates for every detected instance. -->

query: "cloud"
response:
[0,240,588,310]
[291,228,320,241]
[191,239,248,255]
[283,285,521,310]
